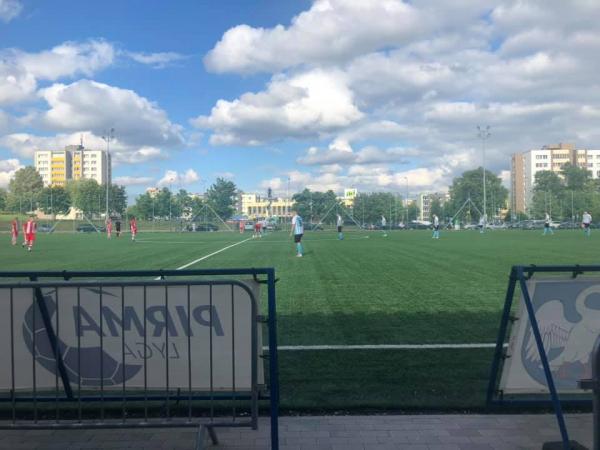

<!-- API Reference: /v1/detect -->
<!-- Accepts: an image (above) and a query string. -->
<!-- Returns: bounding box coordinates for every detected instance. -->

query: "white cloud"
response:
[204,0,423,74]
[127,51,187,69]
[157,169,200,187]
[113,146,165,164]
[0,40,115,105]
[0,0,22,22]
[297,139,412,166]
[0,158,22,188]
[214,171,235,180]
[0,132,169,167]
[37,80,184,148]
[192,69,362,145]
[114,176,154,186]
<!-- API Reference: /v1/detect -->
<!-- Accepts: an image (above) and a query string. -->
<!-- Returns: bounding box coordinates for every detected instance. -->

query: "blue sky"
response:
[2,0,600,199]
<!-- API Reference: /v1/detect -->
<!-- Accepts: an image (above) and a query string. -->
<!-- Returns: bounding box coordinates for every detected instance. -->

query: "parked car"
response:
[37,223,54,233]
[76,224,105,233]
[185,222,218,232]
[244,221,255,231]
[407,221,430,230]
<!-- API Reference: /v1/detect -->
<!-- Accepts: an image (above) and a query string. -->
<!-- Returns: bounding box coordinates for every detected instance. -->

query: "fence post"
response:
[579,337,600,450]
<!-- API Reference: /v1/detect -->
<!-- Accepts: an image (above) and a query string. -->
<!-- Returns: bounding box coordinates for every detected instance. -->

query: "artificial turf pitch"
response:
[1,228,597,412]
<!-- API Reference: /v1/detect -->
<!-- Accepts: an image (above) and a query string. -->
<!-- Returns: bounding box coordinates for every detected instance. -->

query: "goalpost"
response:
[311,201,365,232]
[184,203,233,232]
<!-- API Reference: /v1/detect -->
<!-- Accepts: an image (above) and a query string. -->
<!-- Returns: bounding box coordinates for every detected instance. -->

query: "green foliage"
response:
[37,186,71,215]
[0,188,6,211]
[449,167,508,220]
[292,189,339,223]
[67,179,103,216]
[561,163,591,190]
[9,166,43,196]
[352,192,404,225]
[109,185,128,215]
[529,165,600,221]
[206,178,237,220]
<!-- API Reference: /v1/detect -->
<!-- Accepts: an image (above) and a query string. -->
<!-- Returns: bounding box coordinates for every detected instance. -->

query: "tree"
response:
[109,185,128,215]
[134,192,155,220]
[37,186,71,216]
[67,179,103,217]
[533,171,563,195]
[351,192,399,225]
[448,167,508,220]
[430,197,443,220]
[292,189,339,223]
[561,163,591,191]
[0,188,6,212]
[206,178,237,220]
[9,166,43,196]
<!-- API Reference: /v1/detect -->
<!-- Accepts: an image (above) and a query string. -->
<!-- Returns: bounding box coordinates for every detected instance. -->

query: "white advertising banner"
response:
[0,282,263,392]
[499,278,600,394]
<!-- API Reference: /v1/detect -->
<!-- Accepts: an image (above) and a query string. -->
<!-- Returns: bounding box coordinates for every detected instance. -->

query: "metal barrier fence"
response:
[0,268,279,450]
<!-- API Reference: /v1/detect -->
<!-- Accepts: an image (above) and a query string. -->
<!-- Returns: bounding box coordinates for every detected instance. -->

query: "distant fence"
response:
[0,268,279,450]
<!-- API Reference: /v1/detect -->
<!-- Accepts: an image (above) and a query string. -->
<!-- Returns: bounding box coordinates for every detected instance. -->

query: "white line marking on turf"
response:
[175,237,253,270]
[154,237,252,279]
[262,343,505,351]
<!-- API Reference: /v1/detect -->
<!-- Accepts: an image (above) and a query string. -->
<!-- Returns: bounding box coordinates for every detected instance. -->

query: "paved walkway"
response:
[0,414,593,449]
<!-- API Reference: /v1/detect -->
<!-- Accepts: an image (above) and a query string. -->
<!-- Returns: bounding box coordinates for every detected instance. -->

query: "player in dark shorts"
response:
[336,214,344,240]
[115,220,121,237]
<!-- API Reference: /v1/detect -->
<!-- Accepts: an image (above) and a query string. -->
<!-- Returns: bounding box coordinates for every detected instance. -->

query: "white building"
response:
[511,143,600,213]
[35,145,111,187]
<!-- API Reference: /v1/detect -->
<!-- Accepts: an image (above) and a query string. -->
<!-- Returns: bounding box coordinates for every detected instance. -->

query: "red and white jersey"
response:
[130,220,137,233]
[107,221,113,231]
[25,220,36,234]
[11,221,18,236]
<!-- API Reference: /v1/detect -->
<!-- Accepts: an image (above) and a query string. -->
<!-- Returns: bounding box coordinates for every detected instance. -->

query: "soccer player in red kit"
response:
[24,217,36,252]
[10,217,19,245]
[106,218,113,239]
[129,216,137,241]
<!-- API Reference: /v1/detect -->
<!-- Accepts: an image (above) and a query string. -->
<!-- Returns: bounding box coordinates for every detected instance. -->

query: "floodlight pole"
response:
[403,176,409,224]
[101,128,115,221]
[477,125,491,230]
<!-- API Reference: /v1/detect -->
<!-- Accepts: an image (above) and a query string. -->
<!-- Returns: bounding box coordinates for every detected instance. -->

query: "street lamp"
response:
[101,128,115,220]
[477,125,491,228]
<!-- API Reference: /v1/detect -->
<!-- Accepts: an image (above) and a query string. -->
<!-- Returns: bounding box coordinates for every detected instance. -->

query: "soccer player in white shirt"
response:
[432,214,440,239]
[582,211,592,237]
[336,214,344,240]
[381,215,387,237]
[543,212,554,236]
[290,210,304,257]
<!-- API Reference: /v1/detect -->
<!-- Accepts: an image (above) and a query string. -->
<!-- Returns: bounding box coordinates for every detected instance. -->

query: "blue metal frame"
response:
[0,268,279,450]
[487,264,599,450]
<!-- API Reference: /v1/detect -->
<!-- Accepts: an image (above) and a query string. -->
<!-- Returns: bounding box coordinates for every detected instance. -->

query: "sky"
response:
[1,0,600,199]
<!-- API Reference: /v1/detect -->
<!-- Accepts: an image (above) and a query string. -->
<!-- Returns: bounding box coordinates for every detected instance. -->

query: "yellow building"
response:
[35,150,71,187]
[35,145,111,187]
[239,193,292,219]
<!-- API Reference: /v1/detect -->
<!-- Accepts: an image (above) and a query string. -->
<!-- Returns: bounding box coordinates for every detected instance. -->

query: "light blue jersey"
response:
[293,215,304,235]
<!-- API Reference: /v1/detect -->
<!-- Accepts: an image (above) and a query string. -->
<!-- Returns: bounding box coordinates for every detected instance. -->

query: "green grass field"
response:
[1,228,598,412]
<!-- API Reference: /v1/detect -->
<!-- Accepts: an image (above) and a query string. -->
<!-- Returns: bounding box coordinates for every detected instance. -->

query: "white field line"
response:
[154,237,252,279]
[175,237,253,270]
[247,236,370,244]
[262,343,507,351]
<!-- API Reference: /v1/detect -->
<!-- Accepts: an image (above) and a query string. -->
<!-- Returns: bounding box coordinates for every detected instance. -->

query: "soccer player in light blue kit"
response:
[381,215,387,237]
[290,209,304,257]
[432,214,440,239]
[336,214,344,240]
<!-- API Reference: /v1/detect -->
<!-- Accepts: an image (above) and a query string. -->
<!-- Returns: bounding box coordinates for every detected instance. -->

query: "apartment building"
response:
[511,143,600,214]
[35,145,111,187]
[239,193,292,219]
